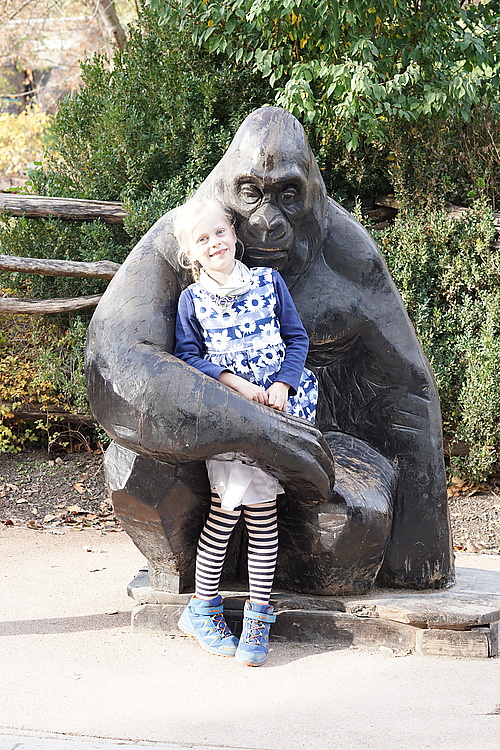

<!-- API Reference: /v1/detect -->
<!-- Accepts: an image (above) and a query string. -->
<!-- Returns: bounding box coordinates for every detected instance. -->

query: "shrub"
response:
[379,200,500,480]
[152,0,500,150]
[0,315,91,452]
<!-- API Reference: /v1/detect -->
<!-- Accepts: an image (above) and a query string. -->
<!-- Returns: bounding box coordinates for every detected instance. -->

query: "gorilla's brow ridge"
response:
[234,173,307,192]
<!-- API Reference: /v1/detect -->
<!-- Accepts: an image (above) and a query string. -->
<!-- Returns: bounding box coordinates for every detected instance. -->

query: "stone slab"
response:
[420,627,492,658]
[128,559,500,657]
[132,602,417,652]
[343,564,500,629]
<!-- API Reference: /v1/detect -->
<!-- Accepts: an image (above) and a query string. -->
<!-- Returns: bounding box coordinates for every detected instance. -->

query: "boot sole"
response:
[178,620,237,658]
[235,651,268,666]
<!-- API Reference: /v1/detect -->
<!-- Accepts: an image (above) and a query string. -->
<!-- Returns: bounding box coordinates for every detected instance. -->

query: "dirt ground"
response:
[0,449,499,554]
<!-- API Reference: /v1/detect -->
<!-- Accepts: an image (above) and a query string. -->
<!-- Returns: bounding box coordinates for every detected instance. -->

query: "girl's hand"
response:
[266,381,290,411]
[218,371,267,404]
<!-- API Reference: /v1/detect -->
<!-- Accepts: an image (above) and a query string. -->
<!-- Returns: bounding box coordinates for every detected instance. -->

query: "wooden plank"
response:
[445,204,500,231]
[375,195,400,209]
[0,254,120,279]
[490,621,499,657]
[272,610,416,650]
[0,402,95,425]
[0,294,102,314]
[421,627,490,658]
[0,194,126,224]
[131,602,416,651]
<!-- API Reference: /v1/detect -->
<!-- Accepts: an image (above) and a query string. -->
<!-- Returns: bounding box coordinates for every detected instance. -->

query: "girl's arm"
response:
[174,289,226,381]
[175,289,267,404]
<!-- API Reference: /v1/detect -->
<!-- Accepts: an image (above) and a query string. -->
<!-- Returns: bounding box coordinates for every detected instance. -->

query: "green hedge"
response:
[380,201,500,480]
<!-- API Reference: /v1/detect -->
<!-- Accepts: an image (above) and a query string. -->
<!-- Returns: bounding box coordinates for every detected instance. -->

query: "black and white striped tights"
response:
[195,494,278,605]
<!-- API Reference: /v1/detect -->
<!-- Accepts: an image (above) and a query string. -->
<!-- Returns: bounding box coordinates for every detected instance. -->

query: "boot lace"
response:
[211,612,232,638]
[246,619,265,644]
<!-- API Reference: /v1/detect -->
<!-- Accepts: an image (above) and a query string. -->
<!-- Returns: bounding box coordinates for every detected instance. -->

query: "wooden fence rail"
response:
[0,255,120,279]
[0,255,121,314]
[0,194,126,224]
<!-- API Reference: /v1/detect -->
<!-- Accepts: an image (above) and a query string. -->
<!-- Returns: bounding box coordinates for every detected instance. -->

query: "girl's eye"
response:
[216,228,226,235]
[197,236,208,244]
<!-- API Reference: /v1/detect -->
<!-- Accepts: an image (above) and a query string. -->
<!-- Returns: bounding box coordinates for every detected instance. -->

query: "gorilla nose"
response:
[248,204,287,240]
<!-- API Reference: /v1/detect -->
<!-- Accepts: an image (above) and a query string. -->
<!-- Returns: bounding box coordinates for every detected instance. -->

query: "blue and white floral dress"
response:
[175,266,318,508]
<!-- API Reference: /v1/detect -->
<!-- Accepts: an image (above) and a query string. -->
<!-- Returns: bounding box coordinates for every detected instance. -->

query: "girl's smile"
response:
[187,213,237,283]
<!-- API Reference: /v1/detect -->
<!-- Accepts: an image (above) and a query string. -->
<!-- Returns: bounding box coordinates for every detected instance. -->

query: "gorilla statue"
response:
[86,106,454,596]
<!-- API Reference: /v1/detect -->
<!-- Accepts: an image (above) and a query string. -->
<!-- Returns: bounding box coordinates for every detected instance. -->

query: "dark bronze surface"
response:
[86,107,454,595]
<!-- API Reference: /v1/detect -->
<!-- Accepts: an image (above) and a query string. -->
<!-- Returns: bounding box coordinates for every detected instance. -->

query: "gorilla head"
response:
[198,107,328,285]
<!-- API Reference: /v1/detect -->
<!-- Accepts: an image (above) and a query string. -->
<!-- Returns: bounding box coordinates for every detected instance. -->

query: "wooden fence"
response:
[0,195,122,314]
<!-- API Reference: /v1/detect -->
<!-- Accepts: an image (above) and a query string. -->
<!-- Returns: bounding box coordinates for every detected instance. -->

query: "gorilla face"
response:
[208,107,328,284]
[230,166,309,271]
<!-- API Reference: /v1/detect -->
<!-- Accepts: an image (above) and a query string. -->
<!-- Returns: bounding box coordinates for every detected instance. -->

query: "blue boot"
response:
[235,600,276,667]
[178,595,239,657]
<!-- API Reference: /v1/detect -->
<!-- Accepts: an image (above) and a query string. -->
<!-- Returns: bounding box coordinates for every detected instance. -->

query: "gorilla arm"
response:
[85,224,334,502]
[311,203,452,586]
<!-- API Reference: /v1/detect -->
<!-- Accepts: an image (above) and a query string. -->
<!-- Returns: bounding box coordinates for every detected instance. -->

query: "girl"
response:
[173,198,318,666]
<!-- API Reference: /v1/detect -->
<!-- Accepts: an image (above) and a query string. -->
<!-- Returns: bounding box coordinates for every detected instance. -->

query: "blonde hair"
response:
[174,198,234,280]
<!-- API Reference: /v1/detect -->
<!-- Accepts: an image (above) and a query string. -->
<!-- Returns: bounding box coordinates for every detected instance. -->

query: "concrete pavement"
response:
[1,527,499,750]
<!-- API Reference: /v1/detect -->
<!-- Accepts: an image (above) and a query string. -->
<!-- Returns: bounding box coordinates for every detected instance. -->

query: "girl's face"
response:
[187,211,237,280]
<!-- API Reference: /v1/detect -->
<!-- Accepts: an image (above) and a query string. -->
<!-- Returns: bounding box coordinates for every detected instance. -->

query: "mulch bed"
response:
[0,450,499,554]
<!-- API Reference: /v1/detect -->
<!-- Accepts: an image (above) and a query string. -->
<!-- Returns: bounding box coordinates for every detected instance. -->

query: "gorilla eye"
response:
[239,184,262,204]
[280,186,299,205]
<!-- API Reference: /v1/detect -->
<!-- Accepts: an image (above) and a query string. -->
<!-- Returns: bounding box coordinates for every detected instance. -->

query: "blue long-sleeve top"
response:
[174,269,309,395]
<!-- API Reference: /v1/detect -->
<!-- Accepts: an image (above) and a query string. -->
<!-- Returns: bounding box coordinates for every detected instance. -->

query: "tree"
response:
[149,0,500,149]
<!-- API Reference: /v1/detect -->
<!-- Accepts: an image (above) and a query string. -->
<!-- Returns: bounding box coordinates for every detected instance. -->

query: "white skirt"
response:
[206,452,284,511]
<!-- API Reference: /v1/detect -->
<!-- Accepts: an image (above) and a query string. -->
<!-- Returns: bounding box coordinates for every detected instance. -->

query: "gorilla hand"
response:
[127,357,335,502]
[255,408,335,503]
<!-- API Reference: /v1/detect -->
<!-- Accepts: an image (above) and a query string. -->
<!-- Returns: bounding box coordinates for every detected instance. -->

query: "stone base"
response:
[127,563,500,658]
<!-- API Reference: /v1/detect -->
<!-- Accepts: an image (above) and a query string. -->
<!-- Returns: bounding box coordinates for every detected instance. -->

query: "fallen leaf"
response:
[26,520,38,529]
[67,505,83,514]
[73,483,85,494]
